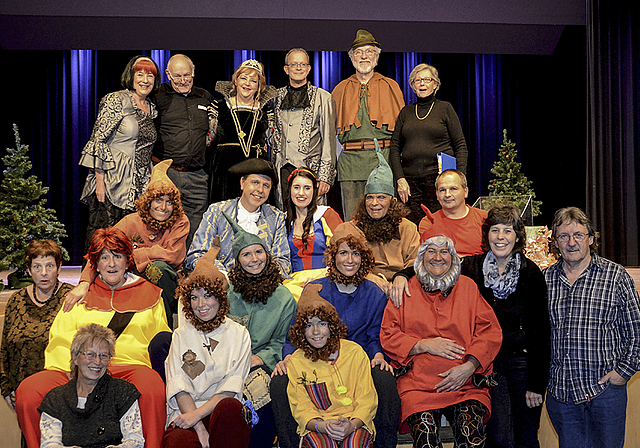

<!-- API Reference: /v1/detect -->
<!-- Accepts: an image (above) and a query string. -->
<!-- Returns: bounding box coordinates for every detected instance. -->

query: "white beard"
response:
[352,58,378,76]
[356,62,374,75]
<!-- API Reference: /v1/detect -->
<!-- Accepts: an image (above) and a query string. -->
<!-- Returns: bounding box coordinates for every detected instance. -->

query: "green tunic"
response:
[227,284,296,372]
[337,92,393,182]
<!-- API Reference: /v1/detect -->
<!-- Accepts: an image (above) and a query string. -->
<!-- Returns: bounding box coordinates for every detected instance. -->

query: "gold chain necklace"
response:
[231,97,259,158]
[415,101,435,120]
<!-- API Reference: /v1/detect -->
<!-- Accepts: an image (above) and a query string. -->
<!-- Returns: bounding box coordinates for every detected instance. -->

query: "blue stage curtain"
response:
[315,51,342,92]
[1,41,590,265]
[472,54,503,196]
[234,50,256,70]
[151,50,171,83]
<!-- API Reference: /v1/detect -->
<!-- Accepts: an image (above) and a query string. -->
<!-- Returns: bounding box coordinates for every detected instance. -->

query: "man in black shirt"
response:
[152,54,213,247]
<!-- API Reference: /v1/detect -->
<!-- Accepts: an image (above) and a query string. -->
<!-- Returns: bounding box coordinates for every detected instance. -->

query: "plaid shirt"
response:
[544,254,640,404]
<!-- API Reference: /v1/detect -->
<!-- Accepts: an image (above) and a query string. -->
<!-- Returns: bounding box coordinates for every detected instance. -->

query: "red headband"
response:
[287,168,316,182]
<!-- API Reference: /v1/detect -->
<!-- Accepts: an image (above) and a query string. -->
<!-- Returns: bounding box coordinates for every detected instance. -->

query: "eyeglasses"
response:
[287,63,309,69]
[556,232,589,243]
[81,351,112,361]
[353,49,377,57]
[414,77,435,85]
[168,72,193,82]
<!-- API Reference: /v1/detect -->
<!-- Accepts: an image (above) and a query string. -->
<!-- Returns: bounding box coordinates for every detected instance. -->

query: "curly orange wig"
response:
[135,185,184,231]
[289,305,347,362]
[325,234,375,287]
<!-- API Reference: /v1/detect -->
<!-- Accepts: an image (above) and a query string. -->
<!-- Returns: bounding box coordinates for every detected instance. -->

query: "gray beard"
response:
[353,60,377,76]
[357,65,373,75]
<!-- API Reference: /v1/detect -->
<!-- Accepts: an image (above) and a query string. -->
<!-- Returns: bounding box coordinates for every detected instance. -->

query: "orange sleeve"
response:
[322,207,343,232]
[133,215,189,271]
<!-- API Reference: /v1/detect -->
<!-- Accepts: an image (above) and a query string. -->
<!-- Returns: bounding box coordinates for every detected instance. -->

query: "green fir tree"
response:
[488,129,542,216]
[0,124,69,275]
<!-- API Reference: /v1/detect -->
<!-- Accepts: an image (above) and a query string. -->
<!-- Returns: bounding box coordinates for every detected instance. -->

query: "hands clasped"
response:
[319,416,356,441]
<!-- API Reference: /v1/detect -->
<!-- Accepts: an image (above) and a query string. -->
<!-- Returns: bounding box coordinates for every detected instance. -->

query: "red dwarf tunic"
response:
[418,206,487,257]
[381,275,502,423]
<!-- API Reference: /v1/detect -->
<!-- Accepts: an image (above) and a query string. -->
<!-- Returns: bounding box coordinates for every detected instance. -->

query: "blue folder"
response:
[437,152,457,173]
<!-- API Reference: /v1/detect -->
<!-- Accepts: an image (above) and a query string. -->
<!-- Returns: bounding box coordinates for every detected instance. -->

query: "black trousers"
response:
[403,175,441,226]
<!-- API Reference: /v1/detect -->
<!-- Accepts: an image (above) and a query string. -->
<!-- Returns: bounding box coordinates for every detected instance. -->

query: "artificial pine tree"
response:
[488,129,542,216]
[0,124,69,287]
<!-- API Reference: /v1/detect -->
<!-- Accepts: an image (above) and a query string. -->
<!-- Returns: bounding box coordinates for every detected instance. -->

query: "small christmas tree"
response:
[0,124,69,281]
[488,129,542,216]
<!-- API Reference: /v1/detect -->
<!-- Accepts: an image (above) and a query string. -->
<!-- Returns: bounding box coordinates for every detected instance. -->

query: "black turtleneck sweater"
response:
[389,93,467,179]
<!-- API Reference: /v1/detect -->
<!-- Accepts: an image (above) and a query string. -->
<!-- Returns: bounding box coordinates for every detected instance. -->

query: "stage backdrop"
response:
[1,27,587,265]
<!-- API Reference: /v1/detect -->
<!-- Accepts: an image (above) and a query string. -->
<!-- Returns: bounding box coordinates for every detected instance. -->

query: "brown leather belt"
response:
[342,139,391,151]
[152,156,202,172]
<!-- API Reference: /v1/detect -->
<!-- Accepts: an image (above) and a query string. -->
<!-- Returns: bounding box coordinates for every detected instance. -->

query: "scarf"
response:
[280,83,311,110]
[483,251,521,300]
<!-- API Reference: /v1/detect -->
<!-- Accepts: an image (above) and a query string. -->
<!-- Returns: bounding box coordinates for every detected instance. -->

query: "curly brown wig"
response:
[135,185,184,231]
[325,234,375,287]
[228,254,283,304]
[353,196,409,244]
[176,275,230,333]
[289,306,347,362]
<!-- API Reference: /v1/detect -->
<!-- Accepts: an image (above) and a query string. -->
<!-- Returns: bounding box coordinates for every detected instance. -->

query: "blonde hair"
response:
[69,324,116,378]
[230,61,266,99]
[409,63,440,93]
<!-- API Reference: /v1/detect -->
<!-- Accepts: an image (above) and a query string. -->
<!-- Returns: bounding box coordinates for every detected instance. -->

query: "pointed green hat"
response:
[222,211,267,260]
[364,139,395,197]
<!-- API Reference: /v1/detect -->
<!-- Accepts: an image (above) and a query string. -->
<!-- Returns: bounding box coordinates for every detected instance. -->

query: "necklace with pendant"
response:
[231,97,259,157]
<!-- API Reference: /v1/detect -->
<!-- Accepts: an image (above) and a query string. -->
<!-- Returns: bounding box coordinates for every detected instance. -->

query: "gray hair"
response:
[409,63,441,93]
[285,48,310,65]
[415,236,461,293]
